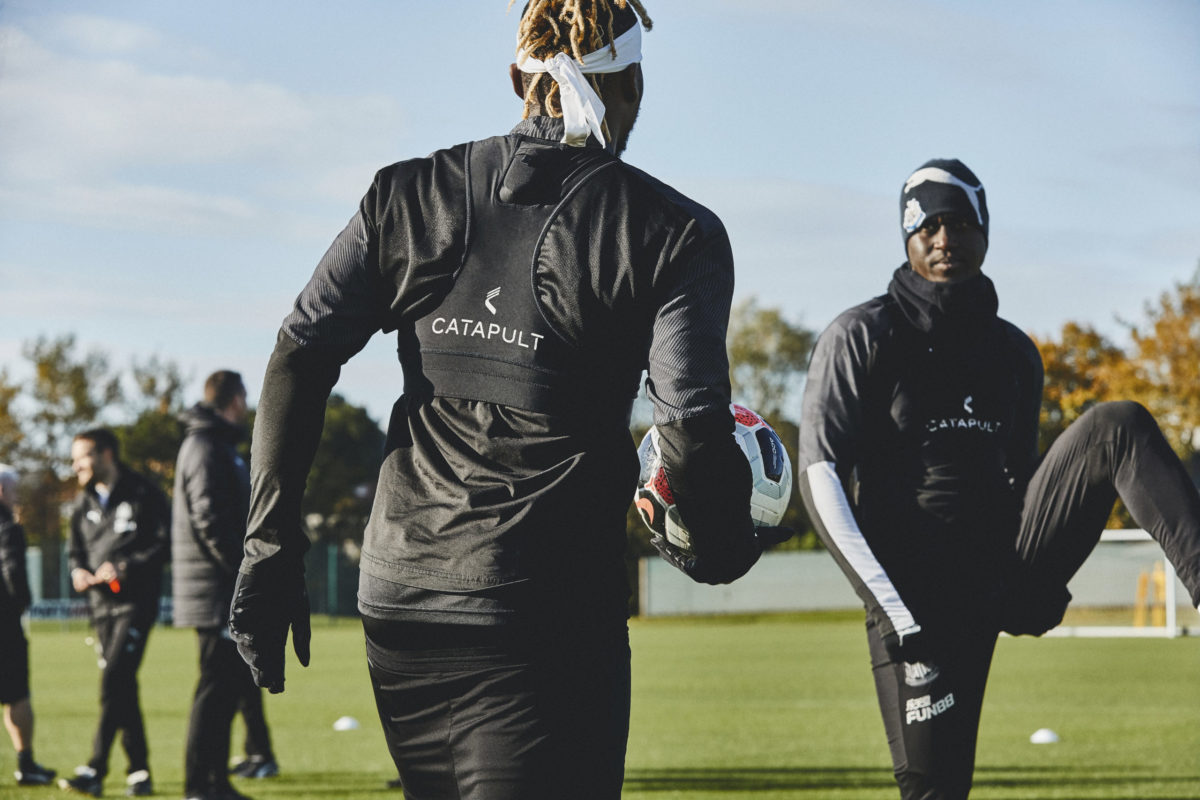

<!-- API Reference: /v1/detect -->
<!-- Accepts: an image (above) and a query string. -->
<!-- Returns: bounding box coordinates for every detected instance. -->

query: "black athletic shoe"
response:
[231,758,278,779]
[15,760,57,785]
[59,767,103,797]
[125,769,152,796]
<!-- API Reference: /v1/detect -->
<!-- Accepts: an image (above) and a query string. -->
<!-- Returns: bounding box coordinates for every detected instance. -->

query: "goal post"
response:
[1045,529,1195,638]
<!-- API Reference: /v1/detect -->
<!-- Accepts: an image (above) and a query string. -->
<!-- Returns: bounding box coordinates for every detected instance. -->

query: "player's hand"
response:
[635,487,689,549]
[881,624,935,665]
[650,527,762,586]
[999,579,1071,636]
[754,525,795,547]
[71,568,97,593]
[229,561,311,693]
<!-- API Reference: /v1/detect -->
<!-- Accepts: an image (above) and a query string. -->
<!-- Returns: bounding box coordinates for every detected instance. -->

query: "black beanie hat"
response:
[900,158,988,243]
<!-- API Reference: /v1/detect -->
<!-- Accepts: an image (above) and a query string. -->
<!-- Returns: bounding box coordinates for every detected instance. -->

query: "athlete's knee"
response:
[1079,400,1154,435]
[895,768,971,800]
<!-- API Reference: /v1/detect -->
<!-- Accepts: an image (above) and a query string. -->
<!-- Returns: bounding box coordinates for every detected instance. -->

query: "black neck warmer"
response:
[887,265,999,337]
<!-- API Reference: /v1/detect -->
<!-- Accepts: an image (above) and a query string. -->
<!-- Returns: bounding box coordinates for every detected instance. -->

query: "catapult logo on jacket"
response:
[925,393,1003,435]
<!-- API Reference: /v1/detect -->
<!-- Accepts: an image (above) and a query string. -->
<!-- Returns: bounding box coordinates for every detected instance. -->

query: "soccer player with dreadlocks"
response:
[229,2,786,797]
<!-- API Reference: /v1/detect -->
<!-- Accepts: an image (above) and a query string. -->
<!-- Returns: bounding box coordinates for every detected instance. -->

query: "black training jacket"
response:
[172,403,250,628]
[0,504,31,618]
[797,267,1043,640]
[68,466,171,621]
[246,116,753,626]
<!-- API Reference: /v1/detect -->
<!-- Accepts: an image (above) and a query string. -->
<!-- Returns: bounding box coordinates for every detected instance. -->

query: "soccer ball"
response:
[635,404,793,553]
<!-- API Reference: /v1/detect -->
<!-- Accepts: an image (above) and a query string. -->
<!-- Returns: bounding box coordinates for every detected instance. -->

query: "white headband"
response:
[516,22,642,147]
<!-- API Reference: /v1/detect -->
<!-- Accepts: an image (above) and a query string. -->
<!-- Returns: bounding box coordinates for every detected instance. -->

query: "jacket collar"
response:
[510,116,603,149]
[887,265,999,336]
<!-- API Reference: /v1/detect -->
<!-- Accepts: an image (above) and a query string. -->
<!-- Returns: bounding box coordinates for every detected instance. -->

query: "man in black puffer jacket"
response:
[173,371,272,800]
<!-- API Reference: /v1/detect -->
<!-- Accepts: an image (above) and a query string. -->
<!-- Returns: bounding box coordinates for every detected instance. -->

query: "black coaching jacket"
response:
[245,116,754,626]
[68,465,170,621]
[797,267,1044,640]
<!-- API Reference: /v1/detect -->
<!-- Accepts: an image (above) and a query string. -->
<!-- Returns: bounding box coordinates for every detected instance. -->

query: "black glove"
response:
[229,561,311,693]
[999,579,1072,637]
[651,525,795,585]
[881,624,935,665]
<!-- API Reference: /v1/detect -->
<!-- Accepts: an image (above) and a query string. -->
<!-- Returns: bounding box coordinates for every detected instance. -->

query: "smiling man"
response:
[797,158,1200,799]
[61,429,169,798]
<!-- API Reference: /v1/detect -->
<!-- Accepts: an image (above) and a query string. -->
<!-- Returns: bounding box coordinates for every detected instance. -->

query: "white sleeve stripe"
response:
[805,461,917,633]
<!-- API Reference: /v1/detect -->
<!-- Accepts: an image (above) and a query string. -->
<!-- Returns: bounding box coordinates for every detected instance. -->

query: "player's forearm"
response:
[243,333,341,571]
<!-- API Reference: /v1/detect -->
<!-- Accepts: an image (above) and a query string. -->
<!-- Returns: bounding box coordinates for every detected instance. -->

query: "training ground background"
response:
[4,613,1198,799]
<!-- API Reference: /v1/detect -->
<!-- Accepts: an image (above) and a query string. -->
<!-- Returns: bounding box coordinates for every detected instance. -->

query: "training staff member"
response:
[229,2,775,798]
[798,158,1200,800]
[174,371,273,800]
[61,429,169,798]
[0,464,56,786]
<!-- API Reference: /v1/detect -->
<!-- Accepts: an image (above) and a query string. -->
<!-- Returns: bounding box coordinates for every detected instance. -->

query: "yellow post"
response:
[1151,562,1167,628]
[1134,569,1148,627]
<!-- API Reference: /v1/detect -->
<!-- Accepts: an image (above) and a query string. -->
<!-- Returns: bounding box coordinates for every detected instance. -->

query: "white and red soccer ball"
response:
[635,404,792,552]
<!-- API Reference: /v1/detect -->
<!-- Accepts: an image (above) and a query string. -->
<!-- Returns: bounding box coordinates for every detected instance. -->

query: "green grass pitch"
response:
[6,612,1198,799]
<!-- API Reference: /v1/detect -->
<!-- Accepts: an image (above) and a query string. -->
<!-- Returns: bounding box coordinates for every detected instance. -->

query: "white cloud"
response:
[54,13,164,56]
[0,18,404,235]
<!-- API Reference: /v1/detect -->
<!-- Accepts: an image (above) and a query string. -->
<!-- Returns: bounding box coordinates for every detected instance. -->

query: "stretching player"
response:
[798,158,1200,800]
[230,2,774,798]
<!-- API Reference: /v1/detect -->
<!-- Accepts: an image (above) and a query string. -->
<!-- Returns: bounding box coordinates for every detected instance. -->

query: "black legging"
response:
[875,401,1200,800]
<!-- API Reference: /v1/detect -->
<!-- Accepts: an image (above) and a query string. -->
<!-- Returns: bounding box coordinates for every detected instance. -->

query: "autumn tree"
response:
[114,357,190,494]
[1034,269,1200,527]
[15,335,122,597]
[1032,322,1133,452]
[1125,272,1200,453]
[727,297,814,420]
[302,394,386,545]
[0,369,22,465]
[1035,269,1200,459]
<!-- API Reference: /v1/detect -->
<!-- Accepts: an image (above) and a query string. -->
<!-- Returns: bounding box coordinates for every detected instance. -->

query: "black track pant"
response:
[236,681,274,761]
[88,613,152,777]
[363,617,631,800]
[875,401,1200,800]
[185,628,257,794]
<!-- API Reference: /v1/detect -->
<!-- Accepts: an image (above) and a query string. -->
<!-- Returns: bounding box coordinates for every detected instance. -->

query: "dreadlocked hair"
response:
[509,0,651,136]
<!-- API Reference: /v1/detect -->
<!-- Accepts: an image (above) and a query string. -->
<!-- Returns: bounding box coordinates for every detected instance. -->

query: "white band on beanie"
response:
[516,22,642,147]
[903,167,985,226]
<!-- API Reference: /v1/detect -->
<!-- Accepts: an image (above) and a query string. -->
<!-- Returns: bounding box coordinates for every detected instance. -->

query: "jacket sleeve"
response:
[244,197,385,573]
[1004,327,1046,493]
[645,228,754,563]
[0,521,31,612]
[796,313,920,641]
[178,438,243,576]
[67,503,89,576]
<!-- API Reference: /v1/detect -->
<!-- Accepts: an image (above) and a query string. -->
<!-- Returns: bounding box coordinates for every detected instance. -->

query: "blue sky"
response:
[1,0,1198,424]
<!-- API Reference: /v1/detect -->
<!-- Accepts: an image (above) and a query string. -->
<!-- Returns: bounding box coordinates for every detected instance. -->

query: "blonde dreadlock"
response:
[509,0,652,140]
